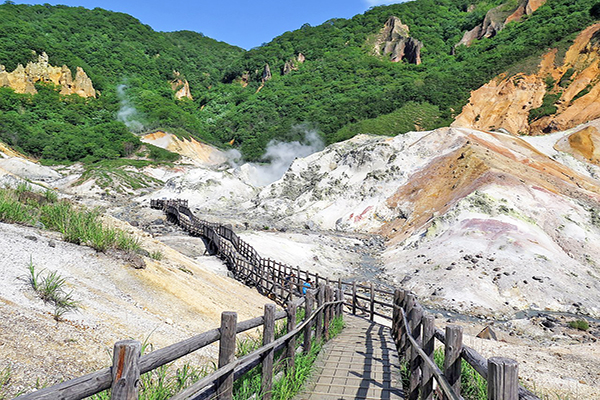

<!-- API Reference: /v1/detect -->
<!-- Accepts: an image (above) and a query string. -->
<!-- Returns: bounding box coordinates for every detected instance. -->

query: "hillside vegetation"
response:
[0,0,598,162]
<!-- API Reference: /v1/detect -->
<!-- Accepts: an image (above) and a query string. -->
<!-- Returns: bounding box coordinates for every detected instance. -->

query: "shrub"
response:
[569,319,590,331]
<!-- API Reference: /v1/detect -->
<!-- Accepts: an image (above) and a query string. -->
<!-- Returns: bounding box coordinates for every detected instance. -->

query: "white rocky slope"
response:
[245,125,600,319]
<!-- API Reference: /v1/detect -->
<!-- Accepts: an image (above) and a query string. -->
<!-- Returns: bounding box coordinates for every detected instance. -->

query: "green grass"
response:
[150,250,164,261]
[0,186,141,253]
[75,159,165,193]
[27,258,80,321]
[0,366,14,400]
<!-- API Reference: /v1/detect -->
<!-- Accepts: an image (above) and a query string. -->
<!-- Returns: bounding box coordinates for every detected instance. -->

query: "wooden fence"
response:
[150,198,541,400]
[12,199,541,399]
[14,285,344,400]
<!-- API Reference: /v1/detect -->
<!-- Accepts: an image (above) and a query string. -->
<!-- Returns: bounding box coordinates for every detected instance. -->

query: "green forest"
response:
[0,0,598,163]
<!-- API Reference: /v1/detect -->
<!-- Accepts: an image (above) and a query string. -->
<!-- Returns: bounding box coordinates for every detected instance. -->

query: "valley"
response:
[1,0,600,398]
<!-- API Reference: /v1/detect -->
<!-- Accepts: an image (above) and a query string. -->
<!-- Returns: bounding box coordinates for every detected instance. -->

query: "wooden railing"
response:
[151,198,541,400]
[330,282,539,400]
[14,285,343,400]
[150,199,344,306]
[12,199,541,399]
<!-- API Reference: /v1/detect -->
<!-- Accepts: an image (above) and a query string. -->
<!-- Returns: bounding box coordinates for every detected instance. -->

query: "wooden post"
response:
[421,314,435,400]
[262,304,276,400]
[369,282,375,321]
[111,340,141,400]
[303,292,314,354]
[488,357,519,400]
[316,285,325,339]
[217,312,237,400]
[338,277,342,290]
[278,264,284,302]
[324,286,331,338]
[352,281,357,315]
[408,305,423,400]
[286,301,297,372]
[296,266,301,294]
[444,325,463,398]
[315,273,319,287]
[328,285,335,326]
[392,289,401,341]
[336,288,343,317]
[402,293,416,359]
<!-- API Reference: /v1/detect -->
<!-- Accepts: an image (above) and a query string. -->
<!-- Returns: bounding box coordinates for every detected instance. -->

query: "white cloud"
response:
[364,0,413,6]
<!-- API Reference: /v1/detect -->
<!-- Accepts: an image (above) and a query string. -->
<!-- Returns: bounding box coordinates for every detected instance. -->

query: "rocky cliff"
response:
[0,52,95,97]
[453,23,600,135]
[372,16,423,65]
[456,0,547,48]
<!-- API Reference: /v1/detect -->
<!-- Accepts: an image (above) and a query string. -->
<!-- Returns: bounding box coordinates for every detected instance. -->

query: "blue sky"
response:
[11,0,410,49]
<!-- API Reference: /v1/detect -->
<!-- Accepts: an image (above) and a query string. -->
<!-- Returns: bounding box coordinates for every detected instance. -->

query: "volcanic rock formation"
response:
[373,16,423,65]
[0,52,95,97]
[282,53,306,75]
[246,125,600,319]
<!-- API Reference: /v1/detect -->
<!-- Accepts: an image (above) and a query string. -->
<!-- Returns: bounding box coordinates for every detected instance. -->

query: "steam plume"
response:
[116,84,144,132]
[231,129,325,187]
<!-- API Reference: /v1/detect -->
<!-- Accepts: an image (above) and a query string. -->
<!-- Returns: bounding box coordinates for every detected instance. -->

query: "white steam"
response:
[116,84,144,132]
[231,129,325,187]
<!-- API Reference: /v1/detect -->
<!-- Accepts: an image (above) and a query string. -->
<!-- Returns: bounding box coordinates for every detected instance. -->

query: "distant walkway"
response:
[296,315,405,400]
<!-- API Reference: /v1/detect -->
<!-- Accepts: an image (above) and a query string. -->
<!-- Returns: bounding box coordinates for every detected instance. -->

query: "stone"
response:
[542,320,555,328]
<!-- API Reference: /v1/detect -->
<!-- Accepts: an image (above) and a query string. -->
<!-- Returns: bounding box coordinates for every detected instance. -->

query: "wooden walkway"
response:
[296,315,405,400]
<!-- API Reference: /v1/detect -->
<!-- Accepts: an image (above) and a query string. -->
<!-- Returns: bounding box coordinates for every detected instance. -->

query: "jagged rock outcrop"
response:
[170,70,193,100]
[282,53,306,75]
[453,23,600,135]
[456,0,547,48]
[0,52,95,97]
[372,16,423,65]
[262,63,272,83]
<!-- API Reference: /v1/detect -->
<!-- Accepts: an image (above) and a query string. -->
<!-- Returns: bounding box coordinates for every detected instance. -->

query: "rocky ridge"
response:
[0,52,95,97]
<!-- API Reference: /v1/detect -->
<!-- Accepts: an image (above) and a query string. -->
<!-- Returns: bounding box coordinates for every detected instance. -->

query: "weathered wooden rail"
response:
[12,199,541,400]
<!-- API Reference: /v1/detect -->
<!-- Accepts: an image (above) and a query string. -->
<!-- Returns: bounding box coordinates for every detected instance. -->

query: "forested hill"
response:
[0,0,599,163]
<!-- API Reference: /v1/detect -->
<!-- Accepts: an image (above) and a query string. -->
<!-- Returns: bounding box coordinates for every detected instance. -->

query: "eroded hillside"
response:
[454,23,600,135]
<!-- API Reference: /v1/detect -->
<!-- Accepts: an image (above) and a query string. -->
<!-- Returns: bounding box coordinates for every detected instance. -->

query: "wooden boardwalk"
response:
[296,315,405,400]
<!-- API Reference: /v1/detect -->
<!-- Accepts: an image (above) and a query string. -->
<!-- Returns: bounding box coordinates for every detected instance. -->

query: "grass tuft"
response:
[26,259,80,321]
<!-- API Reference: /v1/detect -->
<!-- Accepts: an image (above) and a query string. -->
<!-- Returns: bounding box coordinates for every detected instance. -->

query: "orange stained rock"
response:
[555,126,600,165]
[379,130,600,244]
[454,23,600,135]
[505,0,547,24]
